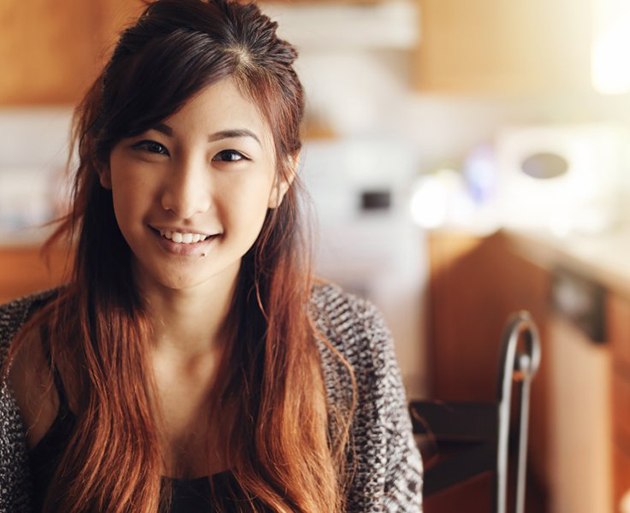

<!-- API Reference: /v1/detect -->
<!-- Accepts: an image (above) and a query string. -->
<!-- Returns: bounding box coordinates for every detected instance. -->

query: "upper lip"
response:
[150,225,218,236]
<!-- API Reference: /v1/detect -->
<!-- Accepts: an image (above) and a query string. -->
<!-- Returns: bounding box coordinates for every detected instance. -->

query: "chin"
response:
[133,257,242,296]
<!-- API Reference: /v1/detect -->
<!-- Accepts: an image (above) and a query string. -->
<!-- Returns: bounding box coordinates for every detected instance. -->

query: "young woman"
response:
[0,0,422,511]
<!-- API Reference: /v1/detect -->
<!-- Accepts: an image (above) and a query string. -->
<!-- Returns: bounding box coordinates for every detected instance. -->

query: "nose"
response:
[160,155,212,219]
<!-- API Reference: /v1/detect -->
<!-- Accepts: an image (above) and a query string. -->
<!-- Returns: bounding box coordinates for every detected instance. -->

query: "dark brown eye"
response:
[132,140,169,156]
[213,150,247,162]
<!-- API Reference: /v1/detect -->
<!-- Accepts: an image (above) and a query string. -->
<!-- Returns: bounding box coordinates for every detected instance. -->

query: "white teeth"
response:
[159,230,210,244]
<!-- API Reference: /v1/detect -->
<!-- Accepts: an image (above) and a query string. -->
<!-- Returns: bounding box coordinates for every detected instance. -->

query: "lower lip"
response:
[152,229,218,256]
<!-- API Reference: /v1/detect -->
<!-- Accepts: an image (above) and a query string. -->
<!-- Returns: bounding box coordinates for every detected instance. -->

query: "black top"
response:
[27,356,261,513]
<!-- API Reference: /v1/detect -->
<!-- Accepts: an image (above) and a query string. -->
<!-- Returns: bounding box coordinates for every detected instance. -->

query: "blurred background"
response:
[3,0,630,511]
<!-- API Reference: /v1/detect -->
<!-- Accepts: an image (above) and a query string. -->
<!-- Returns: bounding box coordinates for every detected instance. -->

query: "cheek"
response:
[247,176,276,214]
[223,186,267,225]
[219,168,275,210]
[110,175,155,226]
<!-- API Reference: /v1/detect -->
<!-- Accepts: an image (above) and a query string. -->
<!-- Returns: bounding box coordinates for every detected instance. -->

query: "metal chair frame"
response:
[409,311,541,513]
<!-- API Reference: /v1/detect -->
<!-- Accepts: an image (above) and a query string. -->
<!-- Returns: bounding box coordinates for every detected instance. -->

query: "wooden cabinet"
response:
[427,231,550,401]
[97,0,147,53]
[427,230,550,512]
[414,0,593,94]
[0,0,98,104]
[0,246,71,304]
[3,0,596,101]
[608,293,630,510]
[0,0,144,105]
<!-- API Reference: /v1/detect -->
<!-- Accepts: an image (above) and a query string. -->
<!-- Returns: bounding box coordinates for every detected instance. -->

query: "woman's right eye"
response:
[131,140,170,156]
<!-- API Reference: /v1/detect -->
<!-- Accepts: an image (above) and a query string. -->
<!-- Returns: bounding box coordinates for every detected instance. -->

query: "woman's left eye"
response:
[213,150,248,162]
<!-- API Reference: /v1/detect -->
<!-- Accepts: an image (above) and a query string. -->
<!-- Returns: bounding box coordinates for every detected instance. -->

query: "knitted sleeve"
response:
[312,284,423,513]
[353,298,422,513]
[0,296,38,513]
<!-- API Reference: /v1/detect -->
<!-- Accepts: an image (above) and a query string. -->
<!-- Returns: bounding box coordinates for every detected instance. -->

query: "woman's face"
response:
[102,77,289,293]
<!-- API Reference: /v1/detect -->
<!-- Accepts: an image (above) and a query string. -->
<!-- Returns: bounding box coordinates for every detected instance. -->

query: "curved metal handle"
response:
[497,311,541,400]
[495,311,542,513]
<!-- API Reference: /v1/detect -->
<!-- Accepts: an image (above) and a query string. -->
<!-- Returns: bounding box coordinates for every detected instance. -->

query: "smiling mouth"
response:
[157,229,213,244]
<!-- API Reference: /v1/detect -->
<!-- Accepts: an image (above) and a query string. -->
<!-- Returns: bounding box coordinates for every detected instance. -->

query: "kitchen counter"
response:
[504,226,630,297]
[508,224,630,511]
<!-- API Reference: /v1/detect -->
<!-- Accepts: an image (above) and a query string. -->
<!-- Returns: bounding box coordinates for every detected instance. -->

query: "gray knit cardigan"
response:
[0,284,422,512]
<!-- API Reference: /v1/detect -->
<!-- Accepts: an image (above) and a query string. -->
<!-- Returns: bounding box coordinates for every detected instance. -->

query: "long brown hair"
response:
[8,1,354,511]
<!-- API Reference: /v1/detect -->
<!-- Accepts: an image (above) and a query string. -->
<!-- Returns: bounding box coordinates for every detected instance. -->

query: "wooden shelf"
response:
[0,0,144,105]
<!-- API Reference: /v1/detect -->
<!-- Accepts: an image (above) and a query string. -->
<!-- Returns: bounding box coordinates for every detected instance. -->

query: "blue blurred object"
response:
[464,143,497,205]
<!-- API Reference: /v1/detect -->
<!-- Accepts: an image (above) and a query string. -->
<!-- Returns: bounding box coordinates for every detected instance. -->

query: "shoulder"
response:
[310,280,383,325]
[0,289,58,511]
[309,281,402,418]
[311,282,423,511]
[310,281,396,381]
[0,289,59,364]
[310,281,391,353]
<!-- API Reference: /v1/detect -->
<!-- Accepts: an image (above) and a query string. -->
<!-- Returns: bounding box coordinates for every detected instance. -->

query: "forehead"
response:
[164,78,274,147]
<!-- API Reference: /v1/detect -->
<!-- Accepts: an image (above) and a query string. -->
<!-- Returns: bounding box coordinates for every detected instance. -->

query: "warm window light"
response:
[592,0,630,94]
[409,176,448,229]
[409,169,475,229]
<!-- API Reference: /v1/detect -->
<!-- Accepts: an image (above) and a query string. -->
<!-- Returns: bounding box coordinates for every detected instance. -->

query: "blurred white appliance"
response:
[301,139,426,398]
[495,124,630,235]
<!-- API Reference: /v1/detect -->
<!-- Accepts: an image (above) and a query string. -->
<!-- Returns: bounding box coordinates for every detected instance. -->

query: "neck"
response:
[140,276,239,362]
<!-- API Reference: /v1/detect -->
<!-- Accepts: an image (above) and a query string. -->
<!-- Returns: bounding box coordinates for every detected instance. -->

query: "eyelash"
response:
[131,141,248,162]
[213,149,248,162]
[132,140,169,156]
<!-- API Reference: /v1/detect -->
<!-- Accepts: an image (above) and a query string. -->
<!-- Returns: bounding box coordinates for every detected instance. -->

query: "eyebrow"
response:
[152,123,262,146]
